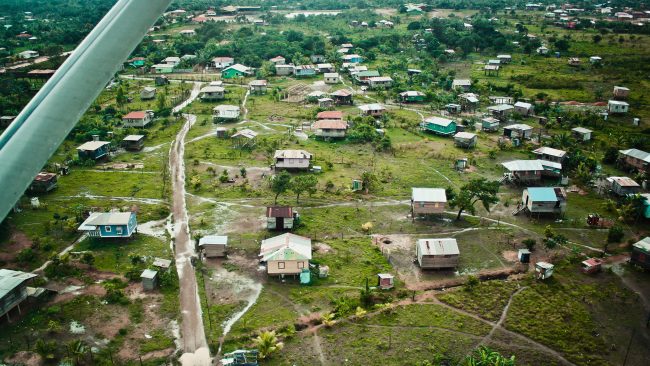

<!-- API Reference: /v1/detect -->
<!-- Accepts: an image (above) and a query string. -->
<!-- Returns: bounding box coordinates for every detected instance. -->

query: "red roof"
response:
[316,111,343,120]
[16,33,32,38]
[266,206,293,218]
[313,120,348,130]
[582,258,603,267]
[123,111,146,119]
[331,89,352,97]
[33,172,56,182]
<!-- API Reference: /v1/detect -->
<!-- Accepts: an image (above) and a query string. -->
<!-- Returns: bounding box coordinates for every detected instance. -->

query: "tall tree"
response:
[291,174,318,203]
[270,171,292,204]
[449,178,500,220]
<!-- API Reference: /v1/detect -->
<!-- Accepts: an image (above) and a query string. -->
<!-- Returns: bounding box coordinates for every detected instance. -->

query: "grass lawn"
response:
[75,234,171,274]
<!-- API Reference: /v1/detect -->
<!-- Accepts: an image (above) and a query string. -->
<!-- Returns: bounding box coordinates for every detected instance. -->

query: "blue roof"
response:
[527,187,557,202]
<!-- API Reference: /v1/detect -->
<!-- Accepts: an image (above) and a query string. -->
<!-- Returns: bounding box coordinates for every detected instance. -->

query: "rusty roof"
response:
[316,111,343,120]
[267,206,293,218]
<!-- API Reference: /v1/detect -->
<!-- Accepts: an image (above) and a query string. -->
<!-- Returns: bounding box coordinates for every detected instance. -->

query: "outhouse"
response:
[377,273,394,290]
[535,262,554,280]
[141,269,158,291]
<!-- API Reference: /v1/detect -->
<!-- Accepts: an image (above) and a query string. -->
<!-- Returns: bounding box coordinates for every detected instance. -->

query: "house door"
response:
[277,217,284,230]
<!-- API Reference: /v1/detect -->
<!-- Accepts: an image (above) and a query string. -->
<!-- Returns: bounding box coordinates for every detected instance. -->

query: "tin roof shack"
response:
[273,150,312,170]
[377,274,394,290]
[231,129,258,149]
[568,57,581,66]
[535,262,554,280]
[221,64,253,79]
[618,148,650,174]
[459,93,480,111]
[514,101,534,116]
[249,80,268,94]
[368,76,394,89]
[421,117,457,136]
[399,91,426,103]
[358,103,386,117]
[488,104,514,121]
[503,124,533,139]
[123,135,145,151]
[200,86,225,101]
[29,172,57,193]
[324,72,340,84]
[502,160,543,183]
[631,237,650,270]
[316,111,343,120]
[607,176,641,196]
[581,258,603,274]
[140,269,158,291]
[122,111,153,128]
[331,89,353,105]
[199,235,228,258]
[533,147,567,163]
[140,86,156,100]
[572,127,592,141]
[416,238,460,269]
[312,120,348,138]
[78,211,137,238]
[213,105,241,122]
[452,79,471,91]
[521,187,567,216]
[266,206,299,230]
[454,132,477,148]
[0,269,37,321]
[613,86,630,100]
[481,117,500,132]
[518,249,531,263]
[260,233,312,276]
[411,188,447,216]
[77,140,111,161]
[608,100,629,114]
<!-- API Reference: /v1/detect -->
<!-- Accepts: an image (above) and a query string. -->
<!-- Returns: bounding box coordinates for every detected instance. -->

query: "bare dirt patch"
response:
[315,242,334,254]
[4,351,42,366]
[0,230,32,265]
[502,250,518,262]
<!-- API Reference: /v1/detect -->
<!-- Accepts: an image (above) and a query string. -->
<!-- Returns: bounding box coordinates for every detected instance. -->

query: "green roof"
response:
[265,247,309,261]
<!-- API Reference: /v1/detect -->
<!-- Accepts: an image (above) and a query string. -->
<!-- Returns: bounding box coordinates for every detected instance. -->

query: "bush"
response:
[607,225,624,243]
[522,238,536,251]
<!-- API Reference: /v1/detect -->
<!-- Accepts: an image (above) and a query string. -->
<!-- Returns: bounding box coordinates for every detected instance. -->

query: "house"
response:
[152,64,174,73]
[454,132,477,148]
[411,187,447,216]
[213,56,234,69]
[141,270,158,291]
[199,86,225,101]
[318,98,334,108]
[501,160,544,183]
[123,135,145,151]
[0,269,37,321]
[29,172,57,193]
[421,117,457,136]
[514,101,534,116]
[537,46,549,54]
[312,120,348,138]
[199,235,228,258]
[213,105,241,122]
[368,76,393,89]
[607,176,641,196]
[342,54,363,63]
[535,262,554,279]
[518,249,531,263]
[77,140,111,161]
[18,50,38,59]
[589,56,602,64]
[399,91,426,103]
[631,237,650,270]
[533,147,567,163]
[231,129,258,148]
[618,149,650,173]
[484,64,500,76]
[416,238,460,269]
[358,103,386,117]
[324,73,340,84]
[608,100,629,114]
[126,56,145,66]
[497,54,512,64]
[316,110,343,122]
[249,80,268,94]
[275,64,295,76]
[503,124,533,139]
[266,206,297,230]
[452,79,471,91]
[259,233,312,276]
[269,56,286,65]
[581,258,603,274]
[78,211,138,238]
[520,187,567,216]
[221,64,253,79]
[572,127,592,141]
[459,93,480,111]
[179,29,195,37]
[122,111,153,128]
[316,63,335,73]
[310,54,326,63]
[481,117,500,132]
[377,274,394,290]
[613,86,630,100]
[294,65,316,77]
[488,104,514,120]
[331,89,353,105]
[568,58,581,66]
[445,103,462,114]
[353,70,380,84]
[140,87,156,100]
[274,150,312,170]
[489,96,514,105]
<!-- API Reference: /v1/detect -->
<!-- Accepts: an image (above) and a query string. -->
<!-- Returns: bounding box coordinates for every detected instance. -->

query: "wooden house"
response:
[29,172,57,193]
[572,127,592,141]
[140,269,158,291]
[608,100,629,114]
[249,80,268,94]
[77,211,138,238]
[501,160,544,183]
[377,274,394,290]
[631,237,650,270]
[212,56,234,69]
[416,238,460,269]
[199,235,228,258]
[324,72,340,84]
[618,149,649,173]
[399,91,426,103]
[294,65,316,77]
[421,117,457,136]
[123,135,145,151]
[535,262,554,279]
[532,147,567,163]
[581,258,603,274]
[342,54,363,63]
[318,98,333,108]
[358,103,386,117]
[122,111,153,128]
[488,104,514,120]
[199,86,225,101]
[481,117,500,132]
[452,79,471,91]
[221,64,253,79]
[411,187,447,216]
[312,120,348,138]
[273,150,313,170]
[520,187,567,216]
[568,57,581,66]
[368,76,393,89]
[259,233,312,276]
[331,89,353,105]
[213,105,241,122]
[454,132,477,148]
[353,70,380,84]
[514,101,534,116]
[503,124,533,139]
[317,63,335,73]
[275,64,295,76]
[613,86,630,100]
[0,269,37,321]
[77,140,111,161]
[607,176,641,196]
[484,64,500,76]
[497,54,512,64]
[266,206,297,230]
[316,111,343,120]
[459,93,479,111]
[140,87,156,100]
[445,103,462,114]
[269,56,286,65]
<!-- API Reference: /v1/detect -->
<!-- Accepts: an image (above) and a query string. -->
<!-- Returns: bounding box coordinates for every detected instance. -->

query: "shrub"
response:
[522,238,536,251]
[607,225,624,243]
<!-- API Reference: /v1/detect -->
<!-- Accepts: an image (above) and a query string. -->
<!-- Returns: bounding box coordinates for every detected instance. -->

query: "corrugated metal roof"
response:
[0,269,36,299]
[424,116,454,127]
[412,187,447,203]
[488,104,514,111]
[502,160,544,171]
[260,233,312,261]
[633,237,650,253]
[313,120,348,130]
[317,111,343,120]
[619,148,650,163]
[527,187,558,202]
[231,129,258,139]
[358,103,385,111]
[417,238,459,256]
[141,269,158,279]
[199,235,228,246]
[454,132,477,139]
[572,127,592,134]
[610,176,640,187]
[274,150,312,159]
[504,123,533,131]
[514,101,532,109]
[266,206,293,218]
[77,141,110,151]
[82,212,133,226]
[533,147,567,158]
[123,135,144,142]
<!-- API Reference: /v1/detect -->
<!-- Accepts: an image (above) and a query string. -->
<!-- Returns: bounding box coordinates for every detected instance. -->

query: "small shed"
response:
[29,172,58,193]
[199,235,228,258]
[535,262,554,280]
[631,237,650,270]
[481,117,500,132]
[518,249,530,263]
[416,238,460,269]
[454,132,477,149]
[503,124,533,139]
[445,103,462,114]
[487,104,514,120]
[411,187,447,216]
[140,87,156,100]
[608,176,641,196]
[141,269,158,291]
[123,135,145,151]
[608,100,629,114]
[613,86,630,100]
[514,101,534,116]
[216,127,227,138]
[581,258,603,274]
[377,274,394,290]
[152,258,172,270]
[319,265,330,278]
[571,127,592,141]
[266,206,296,230]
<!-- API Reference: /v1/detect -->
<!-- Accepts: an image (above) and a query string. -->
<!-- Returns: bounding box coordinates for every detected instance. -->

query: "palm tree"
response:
[253,331,284,359]
[68,339,87,365]
[465,346,515,366]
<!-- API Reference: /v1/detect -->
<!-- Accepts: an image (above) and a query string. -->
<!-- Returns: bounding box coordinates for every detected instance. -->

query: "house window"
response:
[116,227,123,235]
[105,226,112,232]
[298,262,304,269]
[278,262,285,269]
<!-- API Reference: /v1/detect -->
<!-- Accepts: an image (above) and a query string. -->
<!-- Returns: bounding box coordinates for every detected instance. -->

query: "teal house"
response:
[77,140,111,161]
[399,91,426,103]
[422,117,457,136]
[221,64,253,79]
[127,57,145,67]
[78,211,138,238]
[643,194,650,219]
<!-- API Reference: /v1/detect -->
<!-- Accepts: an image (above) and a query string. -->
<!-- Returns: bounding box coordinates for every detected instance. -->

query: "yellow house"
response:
[259,233,312,276]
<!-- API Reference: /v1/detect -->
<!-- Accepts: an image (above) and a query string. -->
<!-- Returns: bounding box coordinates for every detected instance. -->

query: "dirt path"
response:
[312,331,328,366]
[32,234,87,274]
[478,286,528,347]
